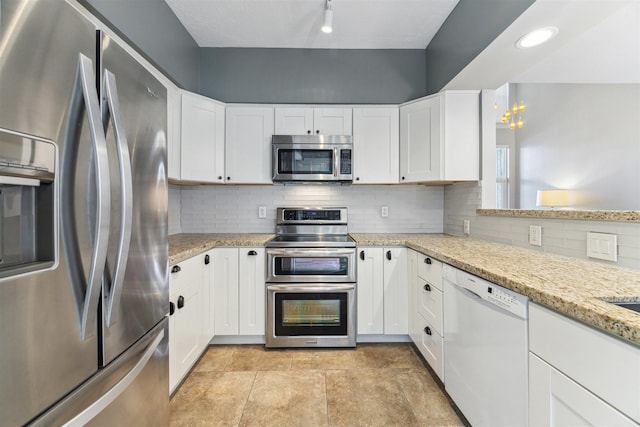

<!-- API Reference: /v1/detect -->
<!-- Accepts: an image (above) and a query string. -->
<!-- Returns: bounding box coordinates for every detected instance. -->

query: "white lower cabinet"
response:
[409,250,444,381]
[529,353,637,427]
[213,247,265,336]
[169,252,210,394]
[529,303,640,426]
[356,247,407,336]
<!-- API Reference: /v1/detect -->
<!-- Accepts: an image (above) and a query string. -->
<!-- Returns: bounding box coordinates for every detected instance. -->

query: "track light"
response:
[322,0,333,33]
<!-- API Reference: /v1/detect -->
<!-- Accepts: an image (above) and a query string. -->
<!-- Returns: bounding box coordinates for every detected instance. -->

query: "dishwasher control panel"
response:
[443,264,528,318]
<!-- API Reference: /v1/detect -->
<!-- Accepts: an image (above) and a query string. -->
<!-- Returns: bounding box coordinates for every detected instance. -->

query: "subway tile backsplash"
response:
[178,184,444,234]
[444,182,640,270]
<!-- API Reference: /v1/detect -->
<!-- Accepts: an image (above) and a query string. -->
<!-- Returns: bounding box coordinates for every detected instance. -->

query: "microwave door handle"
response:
[102,70,133,327]
[333,147,339,177]
[60,53,111,341]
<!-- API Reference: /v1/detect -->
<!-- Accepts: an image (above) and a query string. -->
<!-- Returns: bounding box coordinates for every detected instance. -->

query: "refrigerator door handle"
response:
[61,53,111,340]
[102,69,133,327]
[62,327,165,427]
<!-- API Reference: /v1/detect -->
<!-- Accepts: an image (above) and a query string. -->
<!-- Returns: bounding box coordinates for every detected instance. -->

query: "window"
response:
[496,146,510,209]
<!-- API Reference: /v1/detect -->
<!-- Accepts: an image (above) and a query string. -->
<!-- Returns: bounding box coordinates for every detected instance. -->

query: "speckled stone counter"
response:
[351,233,640,347]
[169,233,273,265]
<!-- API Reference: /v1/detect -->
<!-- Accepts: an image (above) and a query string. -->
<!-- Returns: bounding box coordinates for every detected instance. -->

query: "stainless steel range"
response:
[265,207,357,348]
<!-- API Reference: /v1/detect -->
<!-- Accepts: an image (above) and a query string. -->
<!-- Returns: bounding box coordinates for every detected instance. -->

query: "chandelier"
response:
[502,102,525,130]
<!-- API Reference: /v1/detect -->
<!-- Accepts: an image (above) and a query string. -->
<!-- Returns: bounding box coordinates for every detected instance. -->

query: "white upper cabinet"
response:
[180,91,225,183]
[400,90,479,183]
[275,107,352,135]
[352,107,399,184]
[166,84,181,181]
[225,106,274,184]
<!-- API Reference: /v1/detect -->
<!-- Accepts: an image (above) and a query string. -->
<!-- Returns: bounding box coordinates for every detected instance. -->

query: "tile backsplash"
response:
[175,184,444,234]
[444,182,640,270]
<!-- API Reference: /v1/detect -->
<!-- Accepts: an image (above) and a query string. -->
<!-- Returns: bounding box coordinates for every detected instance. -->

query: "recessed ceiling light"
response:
[515,27,558,49]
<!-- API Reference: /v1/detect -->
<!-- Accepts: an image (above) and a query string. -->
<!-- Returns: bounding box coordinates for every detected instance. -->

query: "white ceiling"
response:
[164,0,459,49]
[444,0,640,89]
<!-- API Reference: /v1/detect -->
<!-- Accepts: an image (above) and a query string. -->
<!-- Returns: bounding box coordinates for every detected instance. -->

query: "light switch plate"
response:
[258,206,267,219]
[529,225,542,246]
[463,220,470,235]
[587,232,618,262]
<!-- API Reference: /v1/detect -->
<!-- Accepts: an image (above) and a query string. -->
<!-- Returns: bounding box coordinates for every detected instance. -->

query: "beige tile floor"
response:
[170,343,465,427]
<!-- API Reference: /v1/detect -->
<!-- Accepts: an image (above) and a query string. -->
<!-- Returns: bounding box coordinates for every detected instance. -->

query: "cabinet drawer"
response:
[417,278,443,335]
[169,255,203,298]
[417,255,442,290]
[530,303,640,423]
[416,319,444,381]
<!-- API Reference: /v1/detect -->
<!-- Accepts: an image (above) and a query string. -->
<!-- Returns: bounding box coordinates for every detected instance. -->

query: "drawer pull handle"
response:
[171,265,181,273]
[177,295,185,309]
[424,257,432,265]
[248,250,258,256]
[424,326,432,336]
[169,301,175,316]
[360,250,365,261]
[386,250,392,261]
[204,254,210,265]
[424,284,431,292]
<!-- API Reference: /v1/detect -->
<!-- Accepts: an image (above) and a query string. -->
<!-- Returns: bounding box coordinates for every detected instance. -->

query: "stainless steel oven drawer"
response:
[266,248,356,283]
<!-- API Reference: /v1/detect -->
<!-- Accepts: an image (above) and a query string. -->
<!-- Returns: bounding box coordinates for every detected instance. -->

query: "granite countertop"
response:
[169,233,274,265]
[168,232,640,346]
[351,233,640,347]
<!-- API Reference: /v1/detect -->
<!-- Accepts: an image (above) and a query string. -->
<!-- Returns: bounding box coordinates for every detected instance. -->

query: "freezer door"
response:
[29,318,169,427]
[99,33,169,366]
[0,2,102,426]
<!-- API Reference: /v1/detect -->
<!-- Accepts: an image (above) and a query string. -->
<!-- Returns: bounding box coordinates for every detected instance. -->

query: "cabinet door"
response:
[238,248,266,335]
[181,91,225,183]
[201,251,214,348]
[442,91,480,181]
[399,96,441,182]
[356,247,384,335]
[529,353,637,427]
[213,248,239,335]
[169,256,203,393]
[166,84,181,180]
[353,107,399,184]
[383,247,408,335]
[225,107,274,184]
[275,107,314,134]
[313,108,352,135]
[407,250,420,344]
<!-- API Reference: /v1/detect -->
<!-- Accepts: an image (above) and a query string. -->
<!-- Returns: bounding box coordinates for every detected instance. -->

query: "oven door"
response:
[266,283,356,348]
[266,248,356,283]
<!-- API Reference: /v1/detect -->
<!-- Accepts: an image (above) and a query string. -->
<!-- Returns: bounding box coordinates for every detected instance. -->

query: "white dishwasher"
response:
[443,264,529,427]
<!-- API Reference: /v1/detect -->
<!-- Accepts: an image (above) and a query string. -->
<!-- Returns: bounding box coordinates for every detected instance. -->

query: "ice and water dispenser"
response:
[0,127,56,278]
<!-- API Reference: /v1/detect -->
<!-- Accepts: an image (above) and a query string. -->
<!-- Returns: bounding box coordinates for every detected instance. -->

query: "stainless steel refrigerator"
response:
[0,0,169,425]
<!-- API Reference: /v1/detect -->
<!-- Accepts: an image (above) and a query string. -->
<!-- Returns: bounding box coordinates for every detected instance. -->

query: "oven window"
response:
[274,292,348,336]
[278,149,333,175]
[274,256,349,276]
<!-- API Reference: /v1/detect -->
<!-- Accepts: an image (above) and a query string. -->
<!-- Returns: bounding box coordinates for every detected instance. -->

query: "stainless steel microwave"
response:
[272,135,352,182]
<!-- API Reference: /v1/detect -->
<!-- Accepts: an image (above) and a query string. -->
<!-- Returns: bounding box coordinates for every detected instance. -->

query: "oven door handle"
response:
[266,248,356,257]
[267,284,355,292]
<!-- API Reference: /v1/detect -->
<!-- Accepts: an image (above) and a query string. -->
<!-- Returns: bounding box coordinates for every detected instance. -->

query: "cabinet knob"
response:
[424,326,432,336]
[177,295,185,309]
[218,176,223,180]
[401,176,405,180]
[424,284,431,292]
[307,130,311,134]
[204,254,210,265]
[169,301,175,316]
[355,177,360,181]
[227,176,230,181]
[248,250,258,256]
[360,250,365,261]
[424,257,432,265]
[316,129,320,134]
[386,250,392,261]
[171,265,181,273]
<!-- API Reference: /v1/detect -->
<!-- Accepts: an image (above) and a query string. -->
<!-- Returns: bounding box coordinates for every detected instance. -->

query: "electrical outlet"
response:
[258,206,267,219]
[529,225,542,246]
[381,206,389,217]
[463,220,470,235]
